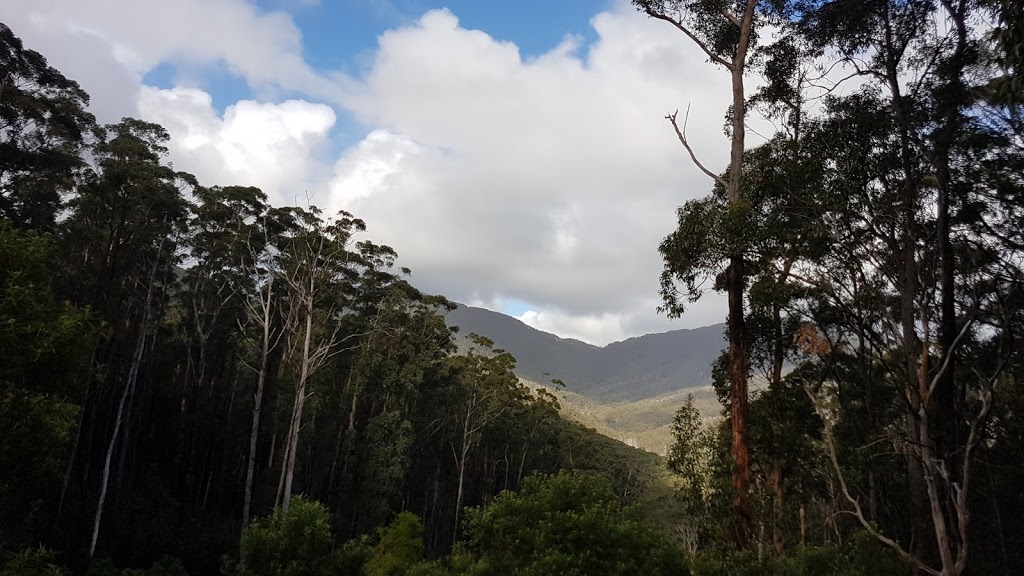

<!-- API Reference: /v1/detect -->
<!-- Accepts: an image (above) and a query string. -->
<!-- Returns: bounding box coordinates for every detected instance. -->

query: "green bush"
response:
[688,536,910,576]
[235,497,334,576]
[365,512,426,576]
[0,548,67,576]
[336,538,374,576]
[462,471,688,576]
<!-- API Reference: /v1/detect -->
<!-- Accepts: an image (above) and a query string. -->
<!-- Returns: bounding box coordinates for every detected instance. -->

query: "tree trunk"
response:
[114,369,138,492]
[452,434,470,551]
[56,383,89,524]
[727,258,751,546]
[242,278,275,528]
[89,239,163,557]
[242,337,269,528]
[281,297,314,512]
[517,439,529,489]
[771,464,784,555]
[724,0,758,547]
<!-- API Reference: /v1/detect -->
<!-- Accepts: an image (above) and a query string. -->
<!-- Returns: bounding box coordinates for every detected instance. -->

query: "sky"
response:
[6,0,744,345]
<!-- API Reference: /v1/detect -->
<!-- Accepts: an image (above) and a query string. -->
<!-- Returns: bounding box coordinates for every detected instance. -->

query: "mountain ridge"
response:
[444,303,726,402]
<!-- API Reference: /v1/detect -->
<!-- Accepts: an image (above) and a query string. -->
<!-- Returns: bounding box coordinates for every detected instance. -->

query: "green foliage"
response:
[364,513,426,576]
[359,414,415,529]
[85,556,188,576]
[0,24,97,232]
[0,548,67,576]
[2,11,1024,576]
[0,222,94,547]
[689,535,910,576]
[119,557,188,576]
[462,471,688,576]
[235,498,334,576]
[335,538,374,576]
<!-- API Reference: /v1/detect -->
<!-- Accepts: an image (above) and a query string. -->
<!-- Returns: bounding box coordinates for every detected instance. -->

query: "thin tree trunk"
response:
[332,379,360,499]
[114,369,138,492]
[517,440,529,488]
[267,432,276,472]
[56,383,89,524]
[242,282,274,528]
[89,347,139,557]
[727,257,751,545]
[276,401,295,508]
[452,436,470,551]
[242,357,268,527]
[281,297,314,512]
[771,464,784,555]
[89,239,163,558]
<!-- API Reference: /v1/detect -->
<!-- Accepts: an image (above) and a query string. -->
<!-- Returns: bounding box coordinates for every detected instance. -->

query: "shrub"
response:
[0,548,67,576]
[235,498,333,576]
[365,512,426,576]
[462,471,688,576]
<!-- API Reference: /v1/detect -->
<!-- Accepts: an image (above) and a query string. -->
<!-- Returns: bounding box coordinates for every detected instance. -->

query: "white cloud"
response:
[138,87,336,206]
[518,309,628,347]
[328,4,737,344]
[6,0,328,96]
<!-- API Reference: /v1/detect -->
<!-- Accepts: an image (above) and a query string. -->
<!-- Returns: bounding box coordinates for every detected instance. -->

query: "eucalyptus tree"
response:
[274,207,371,512]
[237,203,301,528]
[178,185,270,525]
[633,0,773,544]
[61,118,195,557]
[444,334,528,549]
[784,2,1024,573]
[0,23,98,232]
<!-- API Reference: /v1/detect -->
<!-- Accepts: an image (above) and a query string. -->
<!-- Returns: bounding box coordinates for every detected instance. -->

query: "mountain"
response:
[444,304,726,402]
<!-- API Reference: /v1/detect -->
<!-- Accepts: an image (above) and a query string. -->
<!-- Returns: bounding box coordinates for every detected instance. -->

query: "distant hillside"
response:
[523,379,722,455]
[444,304,726,402]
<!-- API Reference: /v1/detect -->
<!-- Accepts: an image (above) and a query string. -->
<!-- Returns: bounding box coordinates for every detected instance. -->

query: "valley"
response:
[445,304,726,453]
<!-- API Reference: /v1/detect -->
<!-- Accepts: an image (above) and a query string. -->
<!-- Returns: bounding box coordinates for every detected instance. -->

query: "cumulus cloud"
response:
[5,0,329,97]
[328,5,738,343]
[138,87,336,205]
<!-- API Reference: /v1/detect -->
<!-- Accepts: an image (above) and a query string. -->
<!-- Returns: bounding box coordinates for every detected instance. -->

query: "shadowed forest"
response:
[2,0,1024,575]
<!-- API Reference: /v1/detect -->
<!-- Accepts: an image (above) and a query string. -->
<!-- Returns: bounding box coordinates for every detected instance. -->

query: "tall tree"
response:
[444,334,526,550]
[275,208,368,512]
[635,0,763,546]
[62,118,193,557]
[0,23,98,232]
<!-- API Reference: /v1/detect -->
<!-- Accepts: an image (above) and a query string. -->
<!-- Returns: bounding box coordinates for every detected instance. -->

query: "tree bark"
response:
[89,238,163,557]
[242,275,276,528]
[242,334,269,527]
[452,420,471,551]
[281,295,314,512]
[725,0,758,547]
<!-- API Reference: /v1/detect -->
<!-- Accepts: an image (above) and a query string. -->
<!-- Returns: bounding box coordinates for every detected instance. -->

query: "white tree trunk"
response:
[89,239,163,557]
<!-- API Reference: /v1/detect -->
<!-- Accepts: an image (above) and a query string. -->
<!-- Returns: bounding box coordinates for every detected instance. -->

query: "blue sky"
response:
[291,0,607,67]
[146,1,608,113]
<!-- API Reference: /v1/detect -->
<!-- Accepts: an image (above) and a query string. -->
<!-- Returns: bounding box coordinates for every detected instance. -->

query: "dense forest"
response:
[1,0,1023,575]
